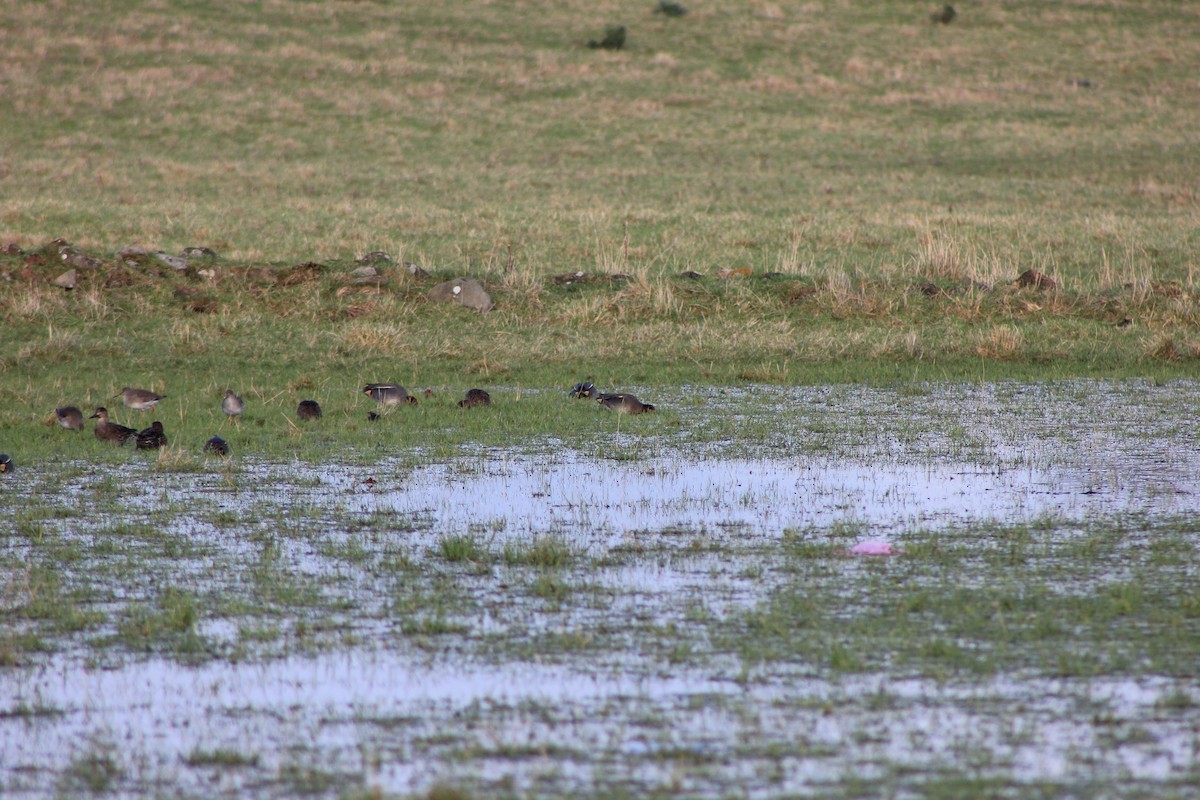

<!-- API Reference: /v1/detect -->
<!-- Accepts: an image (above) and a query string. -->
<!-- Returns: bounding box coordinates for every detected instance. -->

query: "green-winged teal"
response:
[55,406,84,431]
[222,389,244,419]
[0,453,12,473]
[90,407,138,445]
[297,399,322,420]
[570,381,596,399]
[204,435,230,456]
[458,388,492,408]
[363,383,418,406]
[597,393,656,414]
[135,420,168,450]
[115,387,165,411]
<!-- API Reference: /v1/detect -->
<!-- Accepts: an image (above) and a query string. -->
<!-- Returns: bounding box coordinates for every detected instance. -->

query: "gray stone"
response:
[154,251,190,270]
[428,278,493,313]
[53,269,77,289]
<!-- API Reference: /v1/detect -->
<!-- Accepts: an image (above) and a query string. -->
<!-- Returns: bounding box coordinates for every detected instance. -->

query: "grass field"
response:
[2,0,1200,445]
[2,2,1200,798]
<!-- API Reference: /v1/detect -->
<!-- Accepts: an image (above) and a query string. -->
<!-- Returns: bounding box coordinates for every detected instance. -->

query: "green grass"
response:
[1,1,1200,468]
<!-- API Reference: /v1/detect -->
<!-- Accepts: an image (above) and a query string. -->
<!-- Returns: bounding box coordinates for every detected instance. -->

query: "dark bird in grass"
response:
[90,407,138,445]
[55,406,84,431]
[588,25,627,50]
[135,421,168,450]
[0,453,12,473]
[363,383,418,406]
[222,388,244,420]
[204,436,230,456]
[115,386,165,411]
[458,389,492,408]
[570,381,597,399]
[654,0,688,17]
[297,399,322,420]
[931,4,956,24]
[597,393,656,414]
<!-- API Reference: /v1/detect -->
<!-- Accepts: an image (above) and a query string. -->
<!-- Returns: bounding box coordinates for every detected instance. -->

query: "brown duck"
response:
[90,407,138,445]
[135,420,168,450]
[363,383,418,406]
[597,393,656,414]
[297,399,322,420]
[55,406,84,431]
[458,389,492,408]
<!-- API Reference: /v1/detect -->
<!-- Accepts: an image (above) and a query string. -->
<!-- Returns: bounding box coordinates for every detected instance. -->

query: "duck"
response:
[363,383,418,406]
[597,393,656,414]
[222,389,244,419]
[570,381,597,399]
[55,406,84,431]
[115,386,165,411]
[204,436,230,456]
[931,4,956,24]
[135,420,168,450]
[297,399,322,420]
[90,407,139,445]
[458,388,492,408]
[0,453,12,473]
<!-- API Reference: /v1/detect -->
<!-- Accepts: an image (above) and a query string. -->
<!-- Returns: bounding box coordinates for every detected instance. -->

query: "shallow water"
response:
[3,380,1199,798]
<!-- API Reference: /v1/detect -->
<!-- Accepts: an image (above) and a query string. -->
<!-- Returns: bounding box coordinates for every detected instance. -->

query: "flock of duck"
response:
[0,382,656,474]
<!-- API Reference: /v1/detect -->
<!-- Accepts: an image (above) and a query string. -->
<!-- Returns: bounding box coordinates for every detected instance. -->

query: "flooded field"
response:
[3,381,1199,798]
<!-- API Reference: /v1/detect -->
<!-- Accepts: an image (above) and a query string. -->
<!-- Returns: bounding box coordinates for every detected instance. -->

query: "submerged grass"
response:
[730,517,1200,679]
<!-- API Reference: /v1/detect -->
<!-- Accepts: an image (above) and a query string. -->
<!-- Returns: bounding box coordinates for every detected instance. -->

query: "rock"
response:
[655,0,688,17]
[116,245,152,266]
[428,278,493,313]
[59,247,103,270]
[357,251,392,265]
[181,246,218,260]
[53,269,77,290]
[155,251,190,270]
[1015,269,1057,290]
[552,271,590,285]
[351,266,378,279]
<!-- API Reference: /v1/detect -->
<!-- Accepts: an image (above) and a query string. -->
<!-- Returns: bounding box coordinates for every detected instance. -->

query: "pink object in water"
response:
[849,541,900,556]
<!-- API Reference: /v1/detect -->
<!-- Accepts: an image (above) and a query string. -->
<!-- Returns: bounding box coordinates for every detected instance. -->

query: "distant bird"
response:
[0,453,11,473]
[222,389,244,420]
[90,407,138,445]
[654,0,688,17]
[55,406,84,431]
[135,420,168,450]
[458,389,492,408]
[597,393,656,414]
[115,387,165,411]
[571,381,597,399]
[204,436,230,456]
[363,383,418,406]
[588,25,627,50]
[931,4,956,24]
[297,399,322,420]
